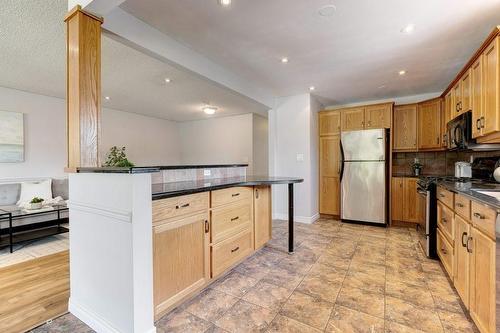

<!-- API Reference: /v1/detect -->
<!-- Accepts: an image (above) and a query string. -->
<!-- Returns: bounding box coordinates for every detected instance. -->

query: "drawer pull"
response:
[176,203,190,209]
[439,194,445,198]
[205,220,210,233]
[232,193,240,197]
[456,203,464,208]
[230,216,239,222]
[466,237,473,253]
[441,247,447,255]
[231,246,240,253]
[461,232,467,247]
[441,218,447,223]
[473,212,484,219]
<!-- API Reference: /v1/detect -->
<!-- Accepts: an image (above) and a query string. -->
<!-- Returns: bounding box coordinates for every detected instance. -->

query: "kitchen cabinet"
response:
[437,228,454,277]
[153,212,210,317]
[461,69,472,113]
[364,103,391,129]
[391,178,404,221]
[472,57,484,139]
[444,91,453,124]
[453,81,462,116]
[319,135,340,215]
[470,226,495,333]
[481,36,499,137]
[341,107,365,131]
[454,214,470,308]
[254,186,271,249]
[390,177,418,223]
[319,111,341,135]
[418,98,442,150]
[393,104,417,151]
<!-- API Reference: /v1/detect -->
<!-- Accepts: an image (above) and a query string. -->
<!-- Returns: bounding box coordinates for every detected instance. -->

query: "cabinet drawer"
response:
[212,229,253,277]
[471,201,496,240]
[211,187,252,208]
[454,194,471,221]
[153,192,209,225]
[437,228,454,277]
[437,187,454,209]
[437,201,454,244]
[212,202,252,244]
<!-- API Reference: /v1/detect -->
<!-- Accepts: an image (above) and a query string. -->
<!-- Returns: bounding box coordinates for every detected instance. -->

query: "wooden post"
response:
[64,6,103,171]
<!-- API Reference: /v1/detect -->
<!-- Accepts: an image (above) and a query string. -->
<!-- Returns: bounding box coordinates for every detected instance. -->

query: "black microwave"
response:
[446,111,473,150]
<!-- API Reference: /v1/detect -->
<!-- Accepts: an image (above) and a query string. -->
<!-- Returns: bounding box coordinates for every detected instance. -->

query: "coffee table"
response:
[0,204,69,253]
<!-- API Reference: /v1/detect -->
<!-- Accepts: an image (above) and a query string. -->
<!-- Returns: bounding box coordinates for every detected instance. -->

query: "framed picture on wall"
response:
[0,111,24,162]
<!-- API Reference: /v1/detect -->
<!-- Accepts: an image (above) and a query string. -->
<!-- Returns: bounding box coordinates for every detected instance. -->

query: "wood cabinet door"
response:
[320,135,340,177]
[444,91,452,124]
[470,227,495,333]
[418,99,442,149]
[365,104,391,129]
[453,81,462,116]
[319,111,341,136]
[393,104,417,151]
[472,57,484,139]
[153,213,210,316]
[254,186,271,249]
[453,215,470,308]
[320,177,340,215]
[391,177,404,221]
[341,107,365,131]
[482,37,499,136]
[403,178,418,222]
[461,69,472,113]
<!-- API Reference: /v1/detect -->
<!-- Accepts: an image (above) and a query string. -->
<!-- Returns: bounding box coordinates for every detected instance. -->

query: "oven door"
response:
[416,188,429,256]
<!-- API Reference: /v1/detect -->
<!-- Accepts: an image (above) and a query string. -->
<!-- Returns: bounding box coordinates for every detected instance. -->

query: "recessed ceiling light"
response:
[378,84,387,89]
[202,106,217,115]
[309,86,315,91]
[164,78,171,83]
[104,96,110,100]
[281,57,289,64]
[218,0,231,7]
[401,24,415,34]
[318,4,336,17]
[398,70,407,76]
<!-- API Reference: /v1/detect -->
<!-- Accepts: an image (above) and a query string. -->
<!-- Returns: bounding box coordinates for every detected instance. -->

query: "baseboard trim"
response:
[69,299,157,333]
[272,213,320,224]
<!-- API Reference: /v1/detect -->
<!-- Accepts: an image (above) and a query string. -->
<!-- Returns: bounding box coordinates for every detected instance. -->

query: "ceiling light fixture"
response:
[401,24,415,34]
[318,4,336,17]
[281,57,289,64]
[309,86,315,91]
[104,96,110,100]
[218,0,231,7]
[398,70,407,76]
[202,106,217,115]
[164,78,171,83]
[378,84,387,89]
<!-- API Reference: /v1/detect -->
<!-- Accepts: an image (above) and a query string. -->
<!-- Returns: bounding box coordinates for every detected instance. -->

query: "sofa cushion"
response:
[52,178,68,200]
[0,184,20,206]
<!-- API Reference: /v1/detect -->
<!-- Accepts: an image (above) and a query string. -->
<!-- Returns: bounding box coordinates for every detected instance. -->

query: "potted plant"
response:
[411,158,423,176]
[103,146,135,167]
[29,197,44,210]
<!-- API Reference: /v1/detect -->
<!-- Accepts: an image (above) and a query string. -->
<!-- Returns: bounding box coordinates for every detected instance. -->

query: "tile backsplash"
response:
[392,151,500,177]
[151,167,247,184]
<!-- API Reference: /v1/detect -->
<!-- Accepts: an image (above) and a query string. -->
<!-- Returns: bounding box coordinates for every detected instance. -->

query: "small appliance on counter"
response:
[454,161,472,180]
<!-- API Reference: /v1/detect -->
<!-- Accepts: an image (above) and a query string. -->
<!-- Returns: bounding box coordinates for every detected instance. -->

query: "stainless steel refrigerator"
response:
[340,129,389,225]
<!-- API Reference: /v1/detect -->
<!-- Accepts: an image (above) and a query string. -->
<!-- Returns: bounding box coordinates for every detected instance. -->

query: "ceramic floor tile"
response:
[385,296,443,333]
[234,258,271,280]
[385,280,435,308]
[437,310,476,333]
[214,299,276,333]
[384,321,427,333]
[317,252,352,270]
[325,305,385,333]
[266,314,322,333]
[29,313,95,333]
[343,269,386,294]
[336,285,385,319]
[295,274,343,302]
[280,291,334,330]
[211,271,259,297]
[242,281,292,310]
[185,288,239,322]
[261,266,305,290]
[155,310,212,333]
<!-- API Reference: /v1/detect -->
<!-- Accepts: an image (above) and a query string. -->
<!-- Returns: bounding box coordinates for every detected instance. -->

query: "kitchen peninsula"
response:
[68,164,302,333]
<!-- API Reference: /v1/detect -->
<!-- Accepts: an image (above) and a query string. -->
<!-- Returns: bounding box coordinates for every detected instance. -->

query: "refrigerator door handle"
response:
[339,140,345,181]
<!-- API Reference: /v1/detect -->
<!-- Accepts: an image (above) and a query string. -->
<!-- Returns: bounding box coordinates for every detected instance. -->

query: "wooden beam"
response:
[65,6,103,170]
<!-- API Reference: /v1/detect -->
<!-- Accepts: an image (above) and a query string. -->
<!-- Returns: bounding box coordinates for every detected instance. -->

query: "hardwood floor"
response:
[0,251,69,333]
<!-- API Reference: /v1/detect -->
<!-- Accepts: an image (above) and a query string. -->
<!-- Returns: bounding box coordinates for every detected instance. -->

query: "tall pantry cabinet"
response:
[319,111,341,215]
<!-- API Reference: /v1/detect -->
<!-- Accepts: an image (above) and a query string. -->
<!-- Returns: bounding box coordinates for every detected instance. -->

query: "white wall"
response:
[269,93,319,223]
[252,114,269,176]
[177,114,255,174]
[0,86,181,180]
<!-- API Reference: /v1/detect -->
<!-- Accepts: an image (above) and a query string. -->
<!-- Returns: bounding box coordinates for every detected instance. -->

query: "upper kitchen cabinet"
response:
[341,107,365,131]
[418,98,442,150]
[452,69,472,116]
[319,111,341,136]
[472,56,483,139]
[364,103,392,129]
[481,36,499,138]
[393,104,417,151]
[444,91,453,125]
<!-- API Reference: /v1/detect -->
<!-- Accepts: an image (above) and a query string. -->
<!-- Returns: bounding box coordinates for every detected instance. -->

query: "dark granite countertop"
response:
[437,180,500,211]
[76,164,248,174]
[152,176,303,200]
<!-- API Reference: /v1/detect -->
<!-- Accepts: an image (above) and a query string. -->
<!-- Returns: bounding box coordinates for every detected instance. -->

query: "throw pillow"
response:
[16,179,53,205]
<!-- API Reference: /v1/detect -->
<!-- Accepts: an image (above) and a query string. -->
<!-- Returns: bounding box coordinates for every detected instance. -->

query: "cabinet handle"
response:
[461,232,468,247]
[439,193,445,198]
[441,218,447,223]
[436,137,440,144]
[456,103,460,112]
[205,220,210,233]
[255,189,259,199]
[456,203,464,208]
[459,101,462,111]
[443,134,447,145]
[476,119,481,130]
[231,216,239,222]
[232,193,240,197]
[441,247,447,255]
[466,237,473,253]
[480,116,485,128]
[176,203,190,209]
[231,246,240,253]
[473,212,484,220]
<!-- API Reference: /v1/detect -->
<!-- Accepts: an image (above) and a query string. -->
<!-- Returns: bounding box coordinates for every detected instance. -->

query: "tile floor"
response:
[31,218,477,333]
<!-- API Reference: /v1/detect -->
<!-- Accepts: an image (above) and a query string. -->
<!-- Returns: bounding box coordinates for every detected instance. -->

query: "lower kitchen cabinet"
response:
[254,186,271,249]
[391,178,404,221]
[391,177,419,224]
[454,214,471,308]
[153,212,210,317]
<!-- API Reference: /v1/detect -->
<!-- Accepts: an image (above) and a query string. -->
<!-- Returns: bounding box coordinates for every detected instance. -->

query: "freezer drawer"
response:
[341,129,386,161]
[341,161,386,224]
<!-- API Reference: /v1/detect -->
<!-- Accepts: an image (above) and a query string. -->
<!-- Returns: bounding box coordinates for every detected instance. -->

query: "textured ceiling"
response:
[121,0,500,105]
[0,0,268,121]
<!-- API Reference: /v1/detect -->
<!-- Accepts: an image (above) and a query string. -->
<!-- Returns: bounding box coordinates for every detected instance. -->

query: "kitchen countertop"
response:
[152,176,304,200]
[76,164,249,174]
[437,180,500,211]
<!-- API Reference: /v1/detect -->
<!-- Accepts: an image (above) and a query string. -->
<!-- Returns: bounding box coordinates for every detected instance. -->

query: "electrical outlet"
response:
[204,169,211,176]
[296,154,304,162]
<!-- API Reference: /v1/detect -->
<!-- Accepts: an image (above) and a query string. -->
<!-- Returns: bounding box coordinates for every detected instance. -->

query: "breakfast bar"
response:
[68,165,302,333]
